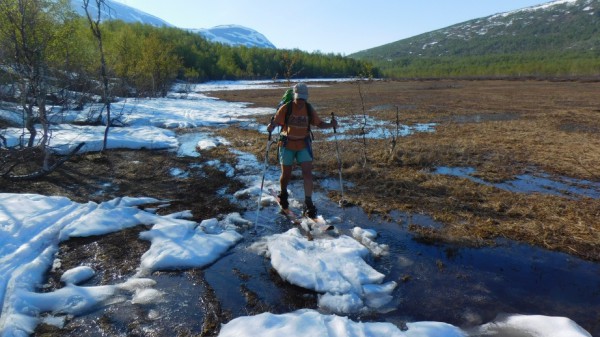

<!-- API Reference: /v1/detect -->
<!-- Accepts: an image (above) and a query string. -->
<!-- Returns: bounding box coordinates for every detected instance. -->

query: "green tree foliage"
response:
[1,5,377,99]
[98,21,181,96]
[0,0,73,149]
[379,52,600,79]
[352,0,600,78]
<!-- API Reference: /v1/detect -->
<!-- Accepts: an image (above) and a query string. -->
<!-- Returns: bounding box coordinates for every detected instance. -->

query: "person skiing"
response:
[267,82,338,218]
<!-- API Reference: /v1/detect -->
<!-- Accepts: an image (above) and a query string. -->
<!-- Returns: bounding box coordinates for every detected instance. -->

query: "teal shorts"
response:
[279,147,313,166]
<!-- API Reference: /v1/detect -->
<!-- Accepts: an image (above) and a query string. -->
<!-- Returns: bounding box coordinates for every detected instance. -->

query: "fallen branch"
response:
[2,142,86,181]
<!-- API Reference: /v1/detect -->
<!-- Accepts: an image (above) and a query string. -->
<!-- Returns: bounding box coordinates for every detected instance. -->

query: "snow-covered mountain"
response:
[69,0,173,27]
[68,0,276,49]
[189,25,276,49]
[352,0,598,59]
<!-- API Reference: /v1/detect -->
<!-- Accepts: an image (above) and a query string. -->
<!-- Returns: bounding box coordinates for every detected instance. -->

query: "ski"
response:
[303,213,335,233]
[269,189,313,240]
[268,189,335,238]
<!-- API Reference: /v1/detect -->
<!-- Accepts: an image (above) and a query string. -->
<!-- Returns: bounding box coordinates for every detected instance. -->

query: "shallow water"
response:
[313,188,598,332]
[434,166,600,199]
[203,180,600,334]
[40,191,599,336]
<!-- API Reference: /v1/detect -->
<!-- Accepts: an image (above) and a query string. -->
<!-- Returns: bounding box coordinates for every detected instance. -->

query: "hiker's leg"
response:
[277,164,292,209]
[297,148,314,198]
[280,164,292,193]
[300,161,313,199]
[279,147,295,195]
[300,160,317,217]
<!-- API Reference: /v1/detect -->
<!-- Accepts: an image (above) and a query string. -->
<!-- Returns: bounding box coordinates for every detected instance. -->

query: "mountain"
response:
[351,0,599,61]
[69,0,173,27]
[68,0,276,49]
[188,25,276,49]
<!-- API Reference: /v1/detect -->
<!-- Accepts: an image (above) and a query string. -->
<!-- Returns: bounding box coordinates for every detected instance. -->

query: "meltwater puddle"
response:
[305,184,599,335]
[34,185,599,336]
[433,166,600,199]
[208,178,600,335]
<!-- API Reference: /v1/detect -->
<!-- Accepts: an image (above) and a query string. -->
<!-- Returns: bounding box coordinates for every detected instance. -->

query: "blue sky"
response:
[113,0,549,55]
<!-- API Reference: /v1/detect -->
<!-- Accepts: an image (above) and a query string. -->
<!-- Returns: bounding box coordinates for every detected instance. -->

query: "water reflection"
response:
[433,166,600,199]
[215,180,600,334]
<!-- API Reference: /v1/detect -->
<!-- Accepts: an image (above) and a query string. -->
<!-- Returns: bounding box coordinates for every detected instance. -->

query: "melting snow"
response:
[0,80,593,337]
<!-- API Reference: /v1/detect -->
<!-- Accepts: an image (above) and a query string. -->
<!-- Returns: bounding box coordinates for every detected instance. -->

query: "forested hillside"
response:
[351,0,600,78]
[0,0,375,101]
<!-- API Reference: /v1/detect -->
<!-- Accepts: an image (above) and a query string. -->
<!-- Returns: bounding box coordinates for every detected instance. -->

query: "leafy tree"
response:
[106,22,142,94]
[138,32,180,96]
[0,0,69,152]
[0,0,84,179]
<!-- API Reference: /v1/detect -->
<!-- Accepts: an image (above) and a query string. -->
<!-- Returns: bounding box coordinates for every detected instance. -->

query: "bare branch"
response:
[2,142,86,181]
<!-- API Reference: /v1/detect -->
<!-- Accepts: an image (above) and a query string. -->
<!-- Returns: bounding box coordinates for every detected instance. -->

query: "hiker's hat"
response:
[293,83,309,100]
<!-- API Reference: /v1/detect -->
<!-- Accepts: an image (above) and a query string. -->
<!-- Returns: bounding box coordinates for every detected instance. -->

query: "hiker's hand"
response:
[331,118,338,129]
[329,112,338,130]
[267,121,275,133]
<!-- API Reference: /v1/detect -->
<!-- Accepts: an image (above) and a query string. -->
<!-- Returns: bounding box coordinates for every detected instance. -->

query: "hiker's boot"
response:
[278,191,289,210]
[303,197,317,218]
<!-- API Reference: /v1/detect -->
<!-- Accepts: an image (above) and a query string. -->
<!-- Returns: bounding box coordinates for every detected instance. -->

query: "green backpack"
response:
[278,88,294,108]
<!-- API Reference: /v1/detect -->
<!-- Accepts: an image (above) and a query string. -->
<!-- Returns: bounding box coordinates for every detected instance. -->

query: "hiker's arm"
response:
[267,120,276,133]
[267,117,284,132]
[317,118,338,129]
[311,110,337,129]
[267,106,286,132]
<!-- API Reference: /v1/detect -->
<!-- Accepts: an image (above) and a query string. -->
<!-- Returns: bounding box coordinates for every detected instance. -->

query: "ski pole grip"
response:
[331,112,337,133]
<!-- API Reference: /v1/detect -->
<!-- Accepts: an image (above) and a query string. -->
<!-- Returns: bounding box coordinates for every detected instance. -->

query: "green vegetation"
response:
[379,52,600,78]
[351,0,600,78]
[98,21,375,94]
[0,0,376,99]
[0,0,375,180]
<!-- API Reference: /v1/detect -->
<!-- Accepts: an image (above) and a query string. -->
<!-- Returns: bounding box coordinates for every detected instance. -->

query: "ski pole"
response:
[331,112,346,207]
[255,117,274,228]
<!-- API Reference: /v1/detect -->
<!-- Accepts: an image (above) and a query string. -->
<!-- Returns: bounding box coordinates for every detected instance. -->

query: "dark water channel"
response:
[204,181,600,335]
[38,180,600,337]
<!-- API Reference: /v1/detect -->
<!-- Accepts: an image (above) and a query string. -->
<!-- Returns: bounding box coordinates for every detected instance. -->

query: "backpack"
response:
[278,88,294,108]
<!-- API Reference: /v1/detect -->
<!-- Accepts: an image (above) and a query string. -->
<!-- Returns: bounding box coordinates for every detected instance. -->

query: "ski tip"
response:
[338,199,353,207]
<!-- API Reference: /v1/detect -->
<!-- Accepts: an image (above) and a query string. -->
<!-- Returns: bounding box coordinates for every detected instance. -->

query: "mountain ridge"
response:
[351,0,598,60]
[349,0,599,77]
[187,24,276,49]
[69,0,173,27]
[68,0,276,49]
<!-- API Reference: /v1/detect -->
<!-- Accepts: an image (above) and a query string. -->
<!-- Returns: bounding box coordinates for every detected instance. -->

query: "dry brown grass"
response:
[210,80,600,261]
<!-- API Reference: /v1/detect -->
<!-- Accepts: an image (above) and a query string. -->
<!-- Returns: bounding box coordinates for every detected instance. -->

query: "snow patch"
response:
[263,229,396,313]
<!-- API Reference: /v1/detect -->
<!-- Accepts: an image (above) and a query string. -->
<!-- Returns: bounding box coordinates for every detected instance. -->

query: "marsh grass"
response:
[211,80,600,261]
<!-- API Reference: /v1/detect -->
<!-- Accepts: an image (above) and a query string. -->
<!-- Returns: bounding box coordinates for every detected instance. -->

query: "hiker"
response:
[267,82,338,218]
